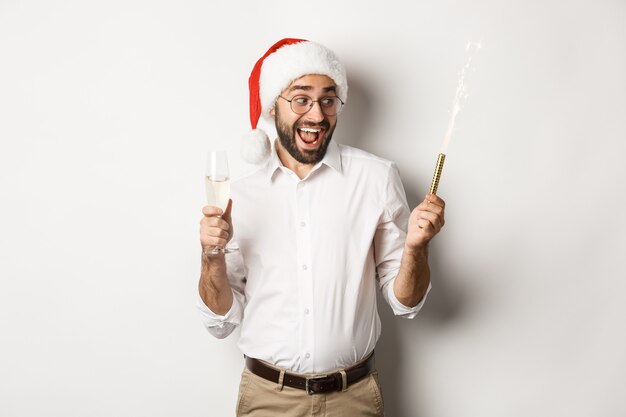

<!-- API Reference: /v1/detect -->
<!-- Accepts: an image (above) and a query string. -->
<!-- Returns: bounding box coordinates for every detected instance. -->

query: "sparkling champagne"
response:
[204,176,230,211]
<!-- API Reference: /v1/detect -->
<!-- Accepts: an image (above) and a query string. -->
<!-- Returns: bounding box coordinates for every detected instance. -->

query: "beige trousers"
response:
[236,367,385,417]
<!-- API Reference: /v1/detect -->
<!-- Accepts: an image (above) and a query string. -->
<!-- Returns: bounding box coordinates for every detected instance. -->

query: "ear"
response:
[269,106,276,118]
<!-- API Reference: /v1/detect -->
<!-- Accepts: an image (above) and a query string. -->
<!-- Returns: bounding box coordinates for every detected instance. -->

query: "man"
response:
[197,38,445,417]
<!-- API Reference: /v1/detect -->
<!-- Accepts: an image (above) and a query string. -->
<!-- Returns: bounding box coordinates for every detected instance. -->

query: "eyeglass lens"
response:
[290,96,342,116]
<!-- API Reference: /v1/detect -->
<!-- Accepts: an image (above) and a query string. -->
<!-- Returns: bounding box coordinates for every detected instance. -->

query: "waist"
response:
[238,344,378,373]
[245,351,376,395]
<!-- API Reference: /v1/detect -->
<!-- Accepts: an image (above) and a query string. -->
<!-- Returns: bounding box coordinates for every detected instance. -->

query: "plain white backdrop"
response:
[1,1,625,416]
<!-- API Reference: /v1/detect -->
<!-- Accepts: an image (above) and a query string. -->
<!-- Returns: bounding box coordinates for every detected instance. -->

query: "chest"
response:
[231,173,385,253]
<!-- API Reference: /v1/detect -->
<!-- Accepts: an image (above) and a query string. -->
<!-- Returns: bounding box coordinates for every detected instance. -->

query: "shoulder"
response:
[231,164,267,185]
[337,144,398,177]
[338,144,393,165]
[336,144,408,214]
[228,165,268,200]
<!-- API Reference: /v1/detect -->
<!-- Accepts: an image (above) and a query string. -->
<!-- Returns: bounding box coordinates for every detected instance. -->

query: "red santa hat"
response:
[241,38,348,164]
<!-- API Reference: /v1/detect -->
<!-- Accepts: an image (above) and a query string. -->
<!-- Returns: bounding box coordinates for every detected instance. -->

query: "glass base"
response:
[204,246,238,256]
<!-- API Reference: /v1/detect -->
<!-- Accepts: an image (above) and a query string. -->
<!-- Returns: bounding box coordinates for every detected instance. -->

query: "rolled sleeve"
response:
[196,289,244,339]
[196,238,247,339]
[383,280,432,319]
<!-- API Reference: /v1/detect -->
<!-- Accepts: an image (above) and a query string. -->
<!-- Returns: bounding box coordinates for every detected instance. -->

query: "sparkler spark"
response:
[440,41,481,153]
[428,41,481,196]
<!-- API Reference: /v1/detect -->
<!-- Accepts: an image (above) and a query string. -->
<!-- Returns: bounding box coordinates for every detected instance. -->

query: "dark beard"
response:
[275,106,335,164]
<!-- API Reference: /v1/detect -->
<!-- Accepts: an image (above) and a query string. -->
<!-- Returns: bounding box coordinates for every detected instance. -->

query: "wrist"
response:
[404,242,428,259]
[201,250,227,272]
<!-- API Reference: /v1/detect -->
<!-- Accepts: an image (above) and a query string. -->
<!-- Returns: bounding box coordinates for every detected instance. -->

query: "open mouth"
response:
[297,127,323,146]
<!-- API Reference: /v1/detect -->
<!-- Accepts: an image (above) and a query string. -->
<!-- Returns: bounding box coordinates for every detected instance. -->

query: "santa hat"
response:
[241,38,348,164]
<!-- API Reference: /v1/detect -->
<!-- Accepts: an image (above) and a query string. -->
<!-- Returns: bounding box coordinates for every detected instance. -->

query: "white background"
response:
[1,1,625,416]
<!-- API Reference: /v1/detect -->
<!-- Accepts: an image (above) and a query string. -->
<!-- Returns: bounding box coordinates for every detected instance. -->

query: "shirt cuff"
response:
[385,281,432,319]
[196,290,242,329]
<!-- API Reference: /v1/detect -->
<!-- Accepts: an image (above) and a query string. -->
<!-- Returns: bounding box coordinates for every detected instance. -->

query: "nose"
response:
[305,101,325,122]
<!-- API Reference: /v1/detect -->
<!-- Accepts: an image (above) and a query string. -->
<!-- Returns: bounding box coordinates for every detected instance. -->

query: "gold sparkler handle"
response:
[429,153,446,195]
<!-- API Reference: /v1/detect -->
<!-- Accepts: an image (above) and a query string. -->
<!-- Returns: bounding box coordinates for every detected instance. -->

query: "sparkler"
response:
[429,153,446,195]
[428,41,481,195]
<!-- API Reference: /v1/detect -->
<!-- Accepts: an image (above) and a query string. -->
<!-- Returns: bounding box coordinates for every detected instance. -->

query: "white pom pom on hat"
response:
[241,38,348,164]
[240,128,271,165]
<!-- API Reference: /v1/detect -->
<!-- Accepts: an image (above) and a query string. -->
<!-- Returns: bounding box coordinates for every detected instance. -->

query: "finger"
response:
[202,205,224,217]
[206,226,230,240]
[418,200,444,217]
[418,210,444,230]
[200,229,228,246]
[412,208,443,231]
[222,199,233,222]
[201,234,229,248]
[417,218,434,231]
[425,193,445,208]
[413,200,444,222]
[200,216,230,231]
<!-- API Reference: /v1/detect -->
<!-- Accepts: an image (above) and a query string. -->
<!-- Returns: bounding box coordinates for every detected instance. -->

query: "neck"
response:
[275,139,314,180]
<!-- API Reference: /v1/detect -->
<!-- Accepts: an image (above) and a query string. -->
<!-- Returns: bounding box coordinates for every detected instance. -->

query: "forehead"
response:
[284,74,337,94]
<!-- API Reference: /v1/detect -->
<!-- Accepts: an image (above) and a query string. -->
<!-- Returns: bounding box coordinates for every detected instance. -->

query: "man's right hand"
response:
[200,199,233,251]
[199,199,234,315]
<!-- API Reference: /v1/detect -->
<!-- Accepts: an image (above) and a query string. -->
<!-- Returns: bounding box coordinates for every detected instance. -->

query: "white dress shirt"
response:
[197,141,430,373]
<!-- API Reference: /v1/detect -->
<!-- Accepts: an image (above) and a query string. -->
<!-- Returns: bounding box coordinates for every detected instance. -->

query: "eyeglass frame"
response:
[277,95,345,116]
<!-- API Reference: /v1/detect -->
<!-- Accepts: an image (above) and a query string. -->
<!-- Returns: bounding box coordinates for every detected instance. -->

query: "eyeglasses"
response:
[278,95,344,116]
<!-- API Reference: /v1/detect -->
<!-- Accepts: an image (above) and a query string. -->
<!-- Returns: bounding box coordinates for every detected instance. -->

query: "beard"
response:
[275,106,336,165]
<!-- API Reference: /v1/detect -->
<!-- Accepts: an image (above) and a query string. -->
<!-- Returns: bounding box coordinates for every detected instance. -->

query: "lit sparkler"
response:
[428,41,481,195]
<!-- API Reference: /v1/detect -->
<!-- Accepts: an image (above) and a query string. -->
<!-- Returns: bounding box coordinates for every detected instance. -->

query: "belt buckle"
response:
[305,375,335,395]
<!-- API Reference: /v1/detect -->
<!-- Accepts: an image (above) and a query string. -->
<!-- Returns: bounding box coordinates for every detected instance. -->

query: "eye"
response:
[293,96,311,106]
[320,97,335,107]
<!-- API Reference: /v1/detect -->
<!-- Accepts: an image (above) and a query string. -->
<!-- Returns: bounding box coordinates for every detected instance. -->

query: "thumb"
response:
[223,198,233,221]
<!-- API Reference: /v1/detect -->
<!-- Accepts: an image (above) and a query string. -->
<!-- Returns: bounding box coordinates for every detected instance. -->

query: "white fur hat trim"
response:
[241,128,271,165]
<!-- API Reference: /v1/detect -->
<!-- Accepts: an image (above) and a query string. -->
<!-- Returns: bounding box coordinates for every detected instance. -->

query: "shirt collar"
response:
[322,140,342,173]
[266,139,343,182]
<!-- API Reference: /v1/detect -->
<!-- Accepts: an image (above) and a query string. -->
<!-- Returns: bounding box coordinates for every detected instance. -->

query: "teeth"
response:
[299,127,321,133]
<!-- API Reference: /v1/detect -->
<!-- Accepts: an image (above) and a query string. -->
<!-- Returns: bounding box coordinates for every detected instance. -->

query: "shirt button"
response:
[302,264,308,271]
[304,308,310,315]
[305,353,311,359]
[300,221,306,227]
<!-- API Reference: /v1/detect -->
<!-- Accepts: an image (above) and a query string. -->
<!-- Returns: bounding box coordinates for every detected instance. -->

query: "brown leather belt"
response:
[245,352,375,395]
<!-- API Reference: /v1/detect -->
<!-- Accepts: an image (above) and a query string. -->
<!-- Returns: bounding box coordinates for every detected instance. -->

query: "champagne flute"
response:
[204,150,235,254]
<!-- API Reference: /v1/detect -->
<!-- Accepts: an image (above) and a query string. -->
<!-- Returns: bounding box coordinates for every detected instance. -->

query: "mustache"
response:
[297,120,331,130]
